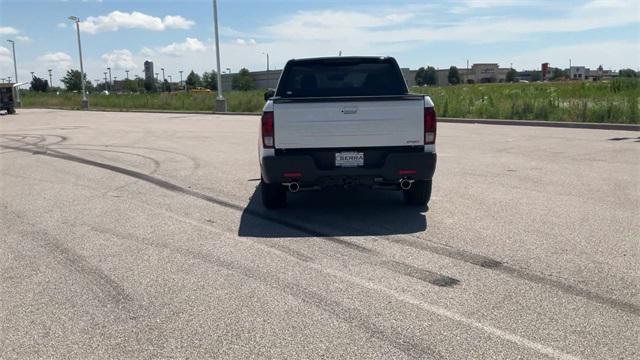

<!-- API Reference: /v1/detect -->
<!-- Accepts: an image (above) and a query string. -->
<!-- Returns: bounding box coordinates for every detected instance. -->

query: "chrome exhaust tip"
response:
[399,179,414,190]
[287,182,300,193]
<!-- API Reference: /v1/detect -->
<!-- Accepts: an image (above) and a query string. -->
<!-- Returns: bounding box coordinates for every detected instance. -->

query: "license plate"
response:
[335,152,364,167]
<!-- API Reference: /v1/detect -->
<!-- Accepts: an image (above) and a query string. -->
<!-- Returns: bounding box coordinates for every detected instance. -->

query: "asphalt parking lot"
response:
[1,109,638,359]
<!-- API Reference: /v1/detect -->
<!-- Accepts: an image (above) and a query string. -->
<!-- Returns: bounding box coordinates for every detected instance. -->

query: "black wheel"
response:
[403,180,432,207]
[261,180,287,209]
[7,108,16,115]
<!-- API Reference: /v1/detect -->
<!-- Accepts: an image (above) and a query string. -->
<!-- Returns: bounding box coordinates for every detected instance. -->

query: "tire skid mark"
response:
[3,142,637,318]
[380,260,460,288]
[3,208,138,317]
[88,224,439,360]
[53,143,201,173]
[382,234,640,316]
[0,143,370,255]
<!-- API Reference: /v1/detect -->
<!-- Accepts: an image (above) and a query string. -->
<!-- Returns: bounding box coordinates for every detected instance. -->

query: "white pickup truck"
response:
[259,56,437,208]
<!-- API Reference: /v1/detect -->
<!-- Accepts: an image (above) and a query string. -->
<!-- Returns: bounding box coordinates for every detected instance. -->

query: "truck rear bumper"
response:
[261,152,436,184]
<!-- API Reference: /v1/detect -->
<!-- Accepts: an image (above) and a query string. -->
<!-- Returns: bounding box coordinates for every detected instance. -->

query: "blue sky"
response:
[0,0,638,86]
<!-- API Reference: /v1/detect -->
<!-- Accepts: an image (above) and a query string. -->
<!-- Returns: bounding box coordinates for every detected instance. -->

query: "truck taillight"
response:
[424,107,436,145]
[261,111,274,148]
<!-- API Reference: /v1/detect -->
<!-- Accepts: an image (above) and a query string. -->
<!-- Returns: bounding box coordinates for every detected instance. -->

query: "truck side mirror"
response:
[264,88,275,101]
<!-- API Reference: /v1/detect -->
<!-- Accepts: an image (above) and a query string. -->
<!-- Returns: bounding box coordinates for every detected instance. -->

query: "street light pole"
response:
[6,40,21,107]
[125,70,129,79]
[107,67,112,85]
[262,52,269,72]
[213,0,225,111]
[69,16,88,109]
[48,69,53,88]
[103,72,108,91]
[179,70,183,90]
[161,68,165,81]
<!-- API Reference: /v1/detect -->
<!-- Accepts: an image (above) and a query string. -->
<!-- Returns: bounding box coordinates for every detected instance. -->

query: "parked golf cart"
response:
[0,83,17,114]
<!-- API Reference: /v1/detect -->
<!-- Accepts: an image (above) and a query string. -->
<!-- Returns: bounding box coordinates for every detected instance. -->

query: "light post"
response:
[107,67,112,85]
[179,70,183,90]
[125,70,129,79]
[6,39,21,107]
[103,72,108,91]
[161,67,165,81]
[48,69,53,88]
[213,0,225,111]
[69,16,88,109]
[262,52,269,71]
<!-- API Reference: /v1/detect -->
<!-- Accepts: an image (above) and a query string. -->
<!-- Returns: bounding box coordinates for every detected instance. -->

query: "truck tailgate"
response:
[273,98,424,149]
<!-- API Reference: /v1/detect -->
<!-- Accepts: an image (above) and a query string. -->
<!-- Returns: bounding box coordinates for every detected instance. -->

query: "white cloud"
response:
[0,46,12,64]
[0,26,19,35]
[16,36,31,42]
[158,37,206,56]
[80,11,195,34]
[511,40,640,70]
[140,47,155,57]
[261,1,640,46]
[37,52,73,69]
[101,49,137,70]
[57,22,68,29]
[162,15,194,29]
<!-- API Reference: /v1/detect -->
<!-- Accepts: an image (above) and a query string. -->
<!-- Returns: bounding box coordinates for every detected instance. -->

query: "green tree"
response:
[414,67,425,86]
[550,68,567,81]
[530,71,542,82]
[232,68,255,91]
[447,66,460,85]
[122,79,139,92]
[61,69,90,91]
[506,69,518,82]
[30,76,49,92]
[201,70,218,90]
[619,68,637,78]
[185,70,201,90]
[161,79,172,92]
[424,66,437,86]
[143,77,156,92]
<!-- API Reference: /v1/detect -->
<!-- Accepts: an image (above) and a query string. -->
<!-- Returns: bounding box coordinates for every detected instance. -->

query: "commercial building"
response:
[143,60,154,81]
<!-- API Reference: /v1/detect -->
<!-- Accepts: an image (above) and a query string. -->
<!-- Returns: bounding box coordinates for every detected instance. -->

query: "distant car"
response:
[0,83,17,114]
[518,80,530,83]
[259,56,437,208]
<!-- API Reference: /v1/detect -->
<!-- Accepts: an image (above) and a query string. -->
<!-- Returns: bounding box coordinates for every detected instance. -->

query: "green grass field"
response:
[20,78,639,123]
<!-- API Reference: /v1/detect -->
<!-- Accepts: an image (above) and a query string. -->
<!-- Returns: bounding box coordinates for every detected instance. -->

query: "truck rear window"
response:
[276,58,408,98]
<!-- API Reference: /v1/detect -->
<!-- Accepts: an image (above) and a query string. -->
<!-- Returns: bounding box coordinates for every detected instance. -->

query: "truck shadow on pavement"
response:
[238,186,428,238]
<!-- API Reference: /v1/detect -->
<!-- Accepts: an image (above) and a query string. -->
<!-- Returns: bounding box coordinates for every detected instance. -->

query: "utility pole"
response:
[161,67,165,81]
[6,40,21,107]
[125,70,129,79]
[107,67,112,85]
[48,69,53,87]
[103,72,108,91]
[262,52,269,71]
[69,16,88,109]
[213,0,225,111]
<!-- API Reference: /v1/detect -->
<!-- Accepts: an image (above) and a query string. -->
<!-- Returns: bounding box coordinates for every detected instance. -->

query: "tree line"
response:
[29,68,258,93]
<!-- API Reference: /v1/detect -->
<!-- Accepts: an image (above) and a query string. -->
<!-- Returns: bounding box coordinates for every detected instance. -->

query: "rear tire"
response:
[7,108,16,115]
[403,180,432,207]
[261,180,287,209]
